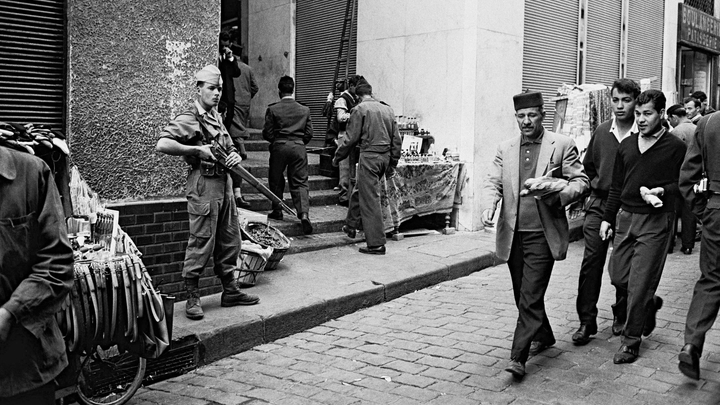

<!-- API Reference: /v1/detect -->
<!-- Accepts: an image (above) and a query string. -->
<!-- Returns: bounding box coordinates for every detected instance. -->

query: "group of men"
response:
[482,79,720,381]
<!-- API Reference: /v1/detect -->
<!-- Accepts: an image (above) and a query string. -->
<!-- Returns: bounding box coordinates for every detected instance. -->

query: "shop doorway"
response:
[679,47,717,107]
[221,0,248,61]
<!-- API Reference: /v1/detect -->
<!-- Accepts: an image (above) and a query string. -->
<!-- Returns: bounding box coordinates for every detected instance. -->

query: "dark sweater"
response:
[602,130,687,226]
[583,120,621,197]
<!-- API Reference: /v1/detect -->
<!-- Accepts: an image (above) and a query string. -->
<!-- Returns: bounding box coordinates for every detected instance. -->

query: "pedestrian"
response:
[599,90,687,364]
[677,109,720,380]
[0,145,74,404]
[156,65,259,321]
[481,91,589,377]
[667,104,697,255]
[684,96,702,124]
[328,75,364,207]
[333,81,402,255]
[690,90,715,116]
[218,31,250,209]
[572,78,640,345]
[262,76,314,235]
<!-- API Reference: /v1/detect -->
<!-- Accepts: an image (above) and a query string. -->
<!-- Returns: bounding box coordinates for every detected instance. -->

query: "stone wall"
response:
[67,0,220,200]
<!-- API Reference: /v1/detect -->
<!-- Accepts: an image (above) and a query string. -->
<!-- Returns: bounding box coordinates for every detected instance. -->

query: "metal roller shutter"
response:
[626,0,664,89]
[296,0,357,143]
[0,0,66,131]
[585,0,622,87]
[522,0,579,129]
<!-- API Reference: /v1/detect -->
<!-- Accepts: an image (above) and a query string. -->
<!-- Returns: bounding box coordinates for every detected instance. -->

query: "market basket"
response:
[240,222,291,270]
[236,248,268,287]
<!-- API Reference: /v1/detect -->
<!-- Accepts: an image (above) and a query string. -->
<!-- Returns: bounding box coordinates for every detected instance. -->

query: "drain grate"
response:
[144,339,198,384]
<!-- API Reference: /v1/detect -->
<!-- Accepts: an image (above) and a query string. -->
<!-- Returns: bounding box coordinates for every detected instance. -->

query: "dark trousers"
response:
[679,197,697,250]
[347,152,389,247]
[684,203,720,352]
[182,170,240,279]
[0,382,54,405]
[508,231,556,363]
[229,137,246,190]
[577,195,611,326]
[268,141,310,216]
[609,210,674,349]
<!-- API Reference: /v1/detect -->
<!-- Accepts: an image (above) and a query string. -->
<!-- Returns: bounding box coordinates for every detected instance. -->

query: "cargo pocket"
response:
[187,201,212,239]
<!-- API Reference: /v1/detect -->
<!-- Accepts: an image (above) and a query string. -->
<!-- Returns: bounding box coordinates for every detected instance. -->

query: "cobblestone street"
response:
[128,239,720,404]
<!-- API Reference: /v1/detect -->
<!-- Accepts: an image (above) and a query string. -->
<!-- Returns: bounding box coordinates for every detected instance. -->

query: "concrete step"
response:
[242,189,340,213]
[262,204,347,238]
[241,151,322,178]
[239,175,337,194]
[243,139,268,152]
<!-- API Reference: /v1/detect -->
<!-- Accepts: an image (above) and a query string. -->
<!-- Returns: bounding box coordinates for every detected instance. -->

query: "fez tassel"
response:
[211,142,298,217]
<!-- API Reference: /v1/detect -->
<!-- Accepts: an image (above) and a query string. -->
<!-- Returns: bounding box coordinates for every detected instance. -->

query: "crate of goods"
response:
[240,222,291,270]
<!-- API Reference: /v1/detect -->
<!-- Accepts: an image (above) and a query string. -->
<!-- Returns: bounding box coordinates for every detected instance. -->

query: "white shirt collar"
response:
[610,116,638,142]
[194,100,210,115]
[282,95,295,100]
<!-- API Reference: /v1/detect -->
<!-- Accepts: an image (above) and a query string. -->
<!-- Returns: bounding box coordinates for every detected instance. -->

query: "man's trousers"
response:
[577,195,611,326]
[684,201,720,352]
[609,210,674,349]
[348,151,389,247]
[182,169,240,279]
[507,230,556,363]
[268,140,310,216]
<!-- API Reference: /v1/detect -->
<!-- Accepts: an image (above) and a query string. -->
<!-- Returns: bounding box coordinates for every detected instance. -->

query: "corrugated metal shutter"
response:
[0,0,66,131]
[626,0,664,89]
[296,0,357,143]
[522,0,578,129]
[585,0,622,87]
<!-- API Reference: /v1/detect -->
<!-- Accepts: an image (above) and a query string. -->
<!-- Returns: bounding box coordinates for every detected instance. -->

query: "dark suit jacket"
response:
[482,130,589,261]
[262,98,314,145]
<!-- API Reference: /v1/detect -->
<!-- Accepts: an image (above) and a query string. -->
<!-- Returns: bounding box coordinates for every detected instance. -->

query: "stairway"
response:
[238,129,363,253]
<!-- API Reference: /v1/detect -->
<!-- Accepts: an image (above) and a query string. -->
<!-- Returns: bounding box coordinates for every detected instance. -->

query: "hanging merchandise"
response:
[553,83,612,158]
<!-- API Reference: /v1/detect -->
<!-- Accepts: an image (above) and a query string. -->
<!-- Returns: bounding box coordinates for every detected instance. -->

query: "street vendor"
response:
[0,145,74,404]
[156,65,259,321]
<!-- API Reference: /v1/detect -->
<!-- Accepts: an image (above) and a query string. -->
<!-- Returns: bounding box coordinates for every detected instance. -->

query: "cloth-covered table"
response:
[380,161,466,231]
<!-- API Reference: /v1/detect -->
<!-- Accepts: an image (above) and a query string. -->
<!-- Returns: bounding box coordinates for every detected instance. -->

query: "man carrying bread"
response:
[599,90,686,365]
[481,91,588,378]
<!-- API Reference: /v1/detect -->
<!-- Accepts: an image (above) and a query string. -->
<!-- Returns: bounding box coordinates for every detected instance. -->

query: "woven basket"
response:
[240,222,291,270]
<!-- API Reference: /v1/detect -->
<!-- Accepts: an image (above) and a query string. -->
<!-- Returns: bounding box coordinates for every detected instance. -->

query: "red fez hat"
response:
[513,91,544,110]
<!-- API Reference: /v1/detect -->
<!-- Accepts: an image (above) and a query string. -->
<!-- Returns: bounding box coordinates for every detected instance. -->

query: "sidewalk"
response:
[164,219,583,371]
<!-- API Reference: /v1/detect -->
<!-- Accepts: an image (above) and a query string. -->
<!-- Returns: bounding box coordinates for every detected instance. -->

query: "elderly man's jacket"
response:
[482,130,589,261]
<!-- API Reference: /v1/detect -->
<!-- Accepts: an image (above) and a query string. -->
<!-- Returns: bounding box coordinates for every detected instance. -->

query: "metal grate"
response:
[685,0,714,15]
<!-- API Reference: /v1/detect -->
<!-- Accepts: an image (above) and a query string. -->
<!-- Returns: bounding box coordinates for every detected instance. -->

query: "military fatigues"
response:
[262,97,314,216]
[159,101,240,279]
[681,112,720,353]
[335,98,402,247]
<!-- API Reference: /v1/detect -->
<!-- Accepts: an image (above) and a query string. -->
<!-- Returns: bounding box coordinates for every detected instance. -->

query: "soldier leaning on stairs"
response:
[156,65,259,320]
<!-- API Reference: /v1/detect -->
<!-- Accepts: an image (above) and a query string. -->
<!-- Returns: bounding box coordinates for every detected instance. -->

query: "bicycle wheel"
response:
[75,345,146,405]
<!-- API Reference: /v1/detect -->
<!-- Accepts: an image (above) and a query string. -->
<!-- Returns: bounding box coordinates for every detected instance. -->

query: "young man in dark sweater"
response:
[572,78,640,346]
[599,90,687,364]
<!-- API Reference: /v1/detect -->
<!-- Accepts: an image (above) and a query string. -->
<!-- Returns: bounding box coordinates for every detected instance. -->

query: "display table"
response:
[380,160,466,232]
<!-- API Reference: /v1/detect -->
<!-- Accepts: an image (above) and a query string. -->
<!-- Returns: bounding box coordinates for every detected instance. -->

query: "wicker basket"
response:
[236,248,268,287]
[240,222,291,270]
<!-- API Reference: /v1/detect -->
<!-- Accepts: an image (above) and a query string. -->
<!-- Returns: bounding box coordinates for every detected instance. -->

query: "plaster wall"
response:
[356,0,525,231]
[68,0,219,200]
[247,0,295,128]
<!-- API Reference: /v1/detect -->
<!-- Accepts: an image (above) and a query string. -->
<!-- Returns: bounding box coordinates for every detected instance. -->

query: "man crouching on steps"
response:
[156,65,259,320]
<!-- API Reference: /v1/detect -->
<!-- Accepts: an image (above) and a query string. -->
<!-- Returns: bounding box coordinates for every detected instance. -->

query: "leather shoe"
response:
[529,340,554,356]
[342,225,356,239]
[235,196,251,209]
[359,245,386,255]
[678,343,701,380]
[642,296,663,337]
[268,210,283,220]
[611,304,625,336]
[572,323,597,345]
[613,345,638,364]
[504,360,525,378]
[300,213,313,235]
[681,247,693,255]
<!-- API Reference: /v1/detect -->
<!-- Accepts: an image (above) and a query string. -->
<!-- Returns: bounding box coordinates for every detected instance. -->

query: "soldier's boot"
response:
[185,278,204,320]
[220,273,260,307]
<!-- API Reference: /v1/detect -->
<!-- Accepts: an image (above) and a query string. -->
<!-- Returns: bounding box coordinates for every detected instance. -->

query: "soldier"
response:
[156,65,259,321]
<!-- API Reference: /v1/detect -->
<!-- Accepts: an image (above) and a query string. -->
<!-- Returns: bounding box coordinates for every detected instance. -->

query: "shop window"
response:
[679,48,713,100]
[684,0,714,15]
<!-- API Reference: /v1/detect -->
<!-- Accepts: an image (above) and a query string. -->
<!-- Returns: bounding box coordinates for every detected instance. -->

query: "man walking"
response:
[600,90,687,364]
[333,82,402,255]
[668,104,697,255]
[684,96,702,124]
[572,78,640,345]
[691,90,715,116]
[156,65,259,321]
[329,75,363,206]
[0,145,74,404]
[262,76,314,235]
[678,109,720,380]
[481,91,588,377]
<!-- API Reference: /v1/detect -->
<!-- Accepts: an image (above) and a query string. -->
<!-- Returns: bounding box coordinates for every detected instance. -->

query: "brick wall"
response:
[107,199,223,301]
